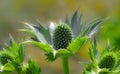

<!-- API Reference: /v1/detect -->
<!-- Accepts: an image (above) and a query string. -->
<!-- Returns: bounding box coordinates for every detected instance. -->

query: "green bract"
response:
[26,59,41,74]
[98,52,117,70]
[53,24,73,50]
[98,68,109,74]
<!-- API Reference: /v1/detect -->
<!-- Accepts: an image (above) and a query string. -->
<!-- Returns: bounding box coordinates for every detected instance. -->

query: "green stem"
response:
[62,56,69,74]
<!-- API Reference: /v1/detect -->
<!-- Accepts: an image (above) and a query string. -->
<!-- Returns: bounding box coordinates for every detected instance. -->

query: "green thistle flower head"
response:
[98,68,109,74]
[98,52,117,70]
[53,23,73,50]
[0,52,14,65]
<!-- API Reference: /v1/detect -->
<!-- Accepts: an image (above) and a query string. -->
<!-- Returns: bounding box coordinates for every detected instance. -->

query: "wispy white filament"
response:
[49,22,56,36]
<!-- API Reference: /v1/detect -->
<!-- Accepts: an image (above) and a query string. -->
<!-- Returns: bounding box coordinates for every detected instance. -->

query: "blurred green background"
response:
[0,0,120,74]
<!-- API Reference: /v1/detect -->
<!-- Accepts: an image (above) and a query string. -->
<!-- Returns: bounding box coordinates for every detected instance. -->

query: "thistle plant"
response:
[0,7,118,74]
[98,52,117,70]
[83,37,120,74]
[21,10,105,74]
[0,36,41,74]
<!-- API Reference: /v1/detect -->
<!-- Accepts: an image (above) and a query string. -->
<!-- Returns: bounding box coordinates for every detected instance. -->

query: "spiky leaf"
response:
[26,59,41,74]
[33,23,52,44]
[24,41,53,53]
[6,35,19,53]
[89,47,95,62]
[89,37,99,61]
[67,36,87,54]
[3,62,15,72]
[24,22,47,44]
[18,44,25,63]
[82,18,104,37]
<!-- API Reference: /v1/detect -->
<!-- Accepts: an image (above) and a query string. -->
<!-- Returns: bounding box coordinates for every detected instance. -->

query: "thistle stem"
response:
[62,56,69,74]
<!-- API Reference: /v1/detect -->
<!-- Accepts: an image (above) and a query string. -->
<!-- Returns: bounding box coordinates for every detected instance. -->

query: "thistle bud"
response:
[98,52,117,70]
[53,23,73,50]
[0,52,13,65]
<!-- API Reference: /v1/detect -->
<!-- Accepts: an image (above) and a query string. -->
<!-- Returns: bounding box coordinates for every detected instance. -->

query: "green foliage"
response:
[53,23,73,50]
[3,62,15,72]
[101,16,120,51]
[83,63,93,74]
[89,46,95,62]
[26,59,41,74]
[0,36,25,73]
[6,35,20,56]
[18,44,25,63]
[83,70,91,74]
[24,41,53,53]
[0,36,41,74]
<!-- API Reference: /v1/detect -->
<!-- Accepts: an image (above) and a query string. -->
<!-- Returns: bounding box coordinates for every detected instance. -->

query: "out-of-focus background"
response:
[0,0,120,74]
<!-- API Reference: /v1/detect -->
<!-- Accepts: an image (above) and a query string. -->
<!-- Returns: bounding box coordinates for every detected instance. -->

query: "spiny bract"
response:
[53,23,73,50]
[0,52,13,65]
[98,52,117,70]
[98,68,109,74]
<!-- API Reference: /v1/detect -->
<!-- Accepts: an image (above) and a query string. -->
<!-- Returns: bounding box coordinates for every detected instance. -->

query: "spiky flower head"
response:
[53,23,73,50]
[98,52,117,70]
[98,68,109,74]
[0,51,14,65]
